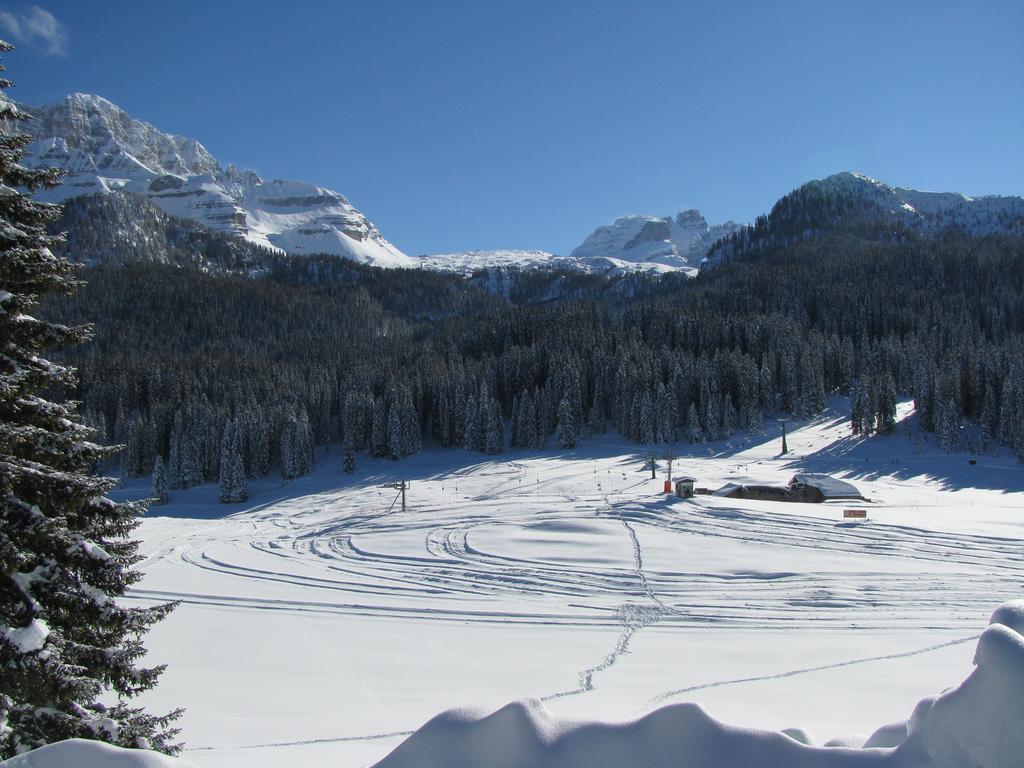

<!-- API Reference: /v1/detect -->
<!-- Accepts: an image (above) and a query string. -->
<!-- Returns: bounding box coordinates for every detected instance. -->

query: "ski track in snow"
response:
[647,633,979,707]
[157,485,1009,755]
[133,494,1022,631]
[184,730,415,753]
[130,422,1024,758]
[619,515,668,614]
[543,498,664,700]
[183,494,671,751]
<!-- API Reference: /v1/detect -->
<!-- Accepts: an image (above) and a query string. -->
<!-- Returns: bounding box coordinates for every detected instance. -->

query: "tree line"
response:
[38,227,1024,502]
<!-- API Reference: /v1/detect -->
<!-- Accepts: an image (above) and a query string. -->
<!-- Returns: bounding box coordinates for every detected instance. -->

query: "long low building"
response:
[789,473,865,502]
[712,473,865,504]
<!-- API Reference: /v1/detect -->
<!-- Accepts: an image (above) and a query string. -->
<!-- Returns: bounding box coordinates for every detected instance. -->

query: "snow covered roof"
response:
[789,473,862,498]
[711,482,744,497]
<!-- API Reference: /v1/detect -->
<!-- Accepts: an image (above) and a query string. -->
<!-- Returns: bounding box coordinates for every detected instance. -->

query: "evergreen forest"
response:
[40,197,1024,499]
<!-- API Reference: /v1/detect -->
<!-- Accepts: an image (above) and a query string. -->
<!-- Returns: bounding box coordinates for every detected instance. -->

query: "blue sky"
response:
[4,0,1022,255]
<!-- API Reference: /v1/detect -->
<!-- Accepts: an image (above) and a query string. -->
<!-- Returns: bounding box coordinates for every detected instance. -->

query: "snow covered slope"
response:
[417,249,689,276]
[571,209,741,269]
[418,249,580,275]
[21,94,413,268]
[92,395,1024,768]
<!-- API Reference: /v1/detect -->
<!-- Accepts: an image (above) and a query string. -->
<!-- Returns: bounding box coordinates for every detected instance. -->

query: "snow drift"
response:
[2,608,1020,768]
[0,739,198,768]
[4,602,1020,768]
[905,600,1024,768]
[372,599,1024,768]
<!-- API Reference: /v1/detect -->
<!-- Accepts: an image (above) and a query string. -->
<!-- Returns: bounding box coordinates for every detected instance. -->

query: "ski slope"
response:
[113,399,1023,767]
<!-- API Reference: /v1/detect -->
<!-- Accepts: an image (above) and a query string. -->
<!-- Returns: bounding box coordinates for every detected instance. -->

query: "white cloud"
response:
[0,5,68,57]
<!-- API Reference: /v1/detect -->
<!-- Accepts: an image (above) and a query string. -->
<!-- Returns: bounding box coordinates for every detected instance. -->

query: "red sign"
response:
[843,509,867,519]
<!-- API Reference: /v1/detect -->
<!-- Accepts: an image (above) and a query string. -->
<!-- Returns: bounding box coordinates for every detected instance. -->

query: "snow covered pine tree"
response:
[151,455,168,505]
[217,420,247,503]
[0,44,181,758]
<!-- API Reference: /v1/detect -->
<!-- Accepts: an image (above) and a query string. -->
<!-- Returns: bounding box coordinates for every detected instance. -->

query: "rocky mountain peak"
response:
[674,209,707,228]
[20,92,413,268]
[571,210,741,269]
[29,92,220,178]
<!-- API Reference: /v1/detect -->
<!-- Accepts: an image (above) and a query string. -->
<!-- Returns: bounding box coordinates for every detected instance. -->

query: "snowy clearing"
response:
[98,399,1022,767]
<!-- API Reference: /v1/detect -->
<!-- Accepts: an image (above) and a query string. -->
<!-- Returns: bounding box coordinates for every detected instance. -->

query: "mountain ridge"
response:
[18,92,737,275]
[16,93,1023,275]
[21,92,414,268]
[703,171,1024,269]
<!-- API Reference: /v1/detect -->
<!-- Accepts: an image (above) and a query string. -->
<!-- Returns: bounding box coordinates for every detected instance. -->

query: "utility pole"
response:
[778,418,789,455]
[648,452,657,479]
[383,480,409,512]
[665,447,674,483]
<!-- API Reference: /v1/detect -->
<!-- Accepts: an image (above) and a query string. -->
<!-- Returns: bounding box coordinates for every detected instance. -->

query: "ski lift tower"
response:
[663,447,675,493]
[647,452,658,479]
[382,480,409,512]
[778,418,789,455]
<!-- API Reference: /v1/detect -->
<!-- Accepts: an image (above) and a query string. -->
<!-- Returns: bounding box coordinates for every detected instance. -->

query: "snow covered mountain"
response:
[366,172,1023,275]
[22,93,414,268]
[21,96,1021,277]
[570,209,741,269]
[417,211,741,277]
[703,171,1024,269]
[808,172,1024,236]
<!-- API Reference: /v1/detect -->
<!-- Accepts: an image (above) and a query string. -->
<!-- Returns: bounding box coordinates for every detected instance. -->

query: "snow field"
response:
[372,603,1024,768]
[103,398,1022,767]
